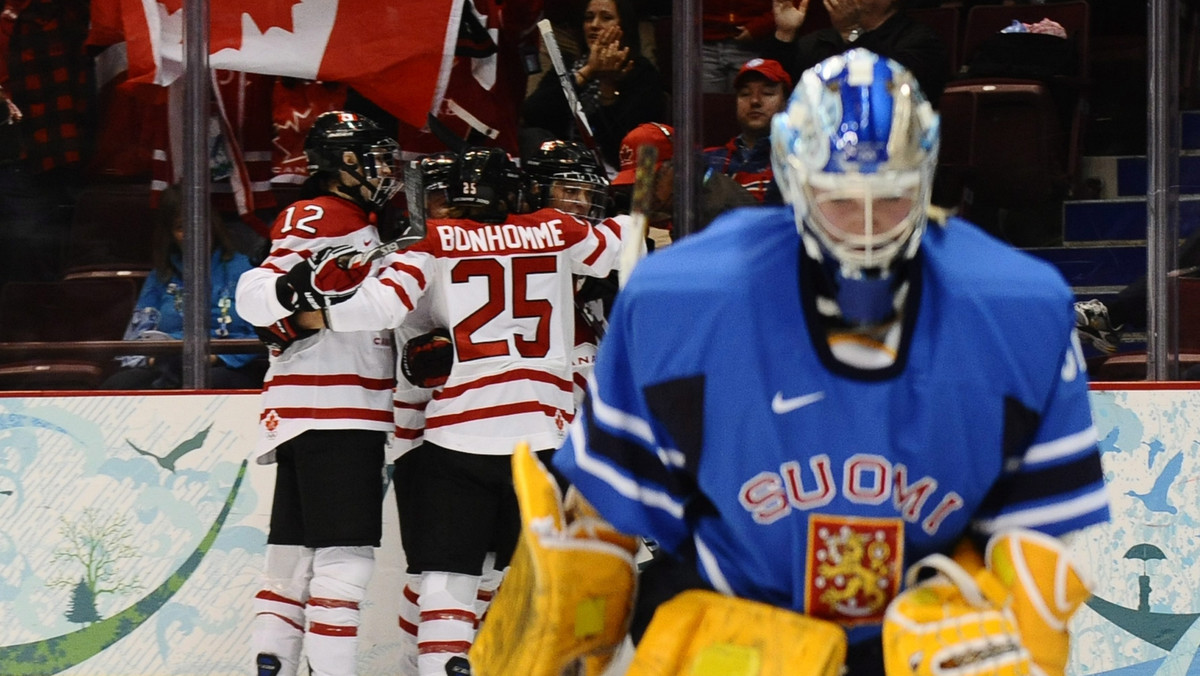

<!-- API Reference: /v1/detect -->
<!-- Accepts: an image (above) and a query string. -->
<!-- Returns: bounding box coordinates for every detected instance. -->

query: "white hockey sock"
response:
[416,571,480,676]
[305,546,374,676]
[252,545,314,676]
[398,579,421,675]
[474,552,505,624]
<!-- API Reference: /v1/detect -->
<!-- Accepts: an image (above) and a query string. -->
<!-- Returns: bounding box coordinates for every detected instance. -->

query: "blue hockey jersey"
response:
[553,206,1109,644]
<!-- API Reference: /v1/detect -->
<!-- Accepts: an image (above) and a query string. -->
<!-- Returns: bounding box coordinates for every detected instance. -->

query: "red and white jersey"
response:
[327,207,623,455]
[390,298,440,459]
[235,195,396,463]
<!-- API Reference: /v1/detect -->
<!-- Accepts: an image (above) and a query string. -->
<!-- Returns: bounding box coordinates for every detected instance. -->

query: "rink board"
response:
[0,388,1196,675]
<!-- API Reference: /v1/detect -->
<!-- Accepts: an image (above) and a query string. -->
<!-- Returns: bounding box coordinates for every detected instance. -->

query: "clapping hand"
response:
[773,0,810,42]
[585,24,632,82]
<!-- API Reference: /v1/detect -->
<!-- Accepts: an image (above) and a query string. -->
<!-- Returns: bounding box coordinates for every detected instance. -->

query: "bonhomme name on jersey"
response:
[436,220,567,254]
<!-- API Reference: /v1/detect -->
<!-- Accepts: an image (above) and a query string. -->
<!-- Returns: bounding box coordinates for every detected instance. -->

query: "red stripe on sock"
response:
[399,617,419,635]
[403,584,420,604]
[418,640,472,655]
[308,621,358,637]
[255,590,304,607]
[308,597,360,610]
[419,608,477,624]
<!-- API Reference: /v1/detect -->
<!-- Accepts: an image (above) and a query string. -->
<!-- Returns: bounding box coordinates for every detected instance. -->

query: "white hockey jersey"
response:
[235,195,395,463]
[326,208,624,455]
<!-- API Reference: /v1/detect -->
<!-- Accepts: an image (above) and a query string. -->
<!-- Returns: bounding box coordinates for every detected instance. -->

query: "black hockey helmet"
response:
[419,152,459,192]
[448,146,522,221]
[304,111,402,212]
[524,140,610,221]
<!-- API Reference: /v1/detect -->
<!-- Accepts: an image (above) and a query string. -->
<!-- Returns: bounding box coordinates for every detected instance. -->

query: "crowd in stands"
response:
[0,0,1166,392]
[0,2,1157,675]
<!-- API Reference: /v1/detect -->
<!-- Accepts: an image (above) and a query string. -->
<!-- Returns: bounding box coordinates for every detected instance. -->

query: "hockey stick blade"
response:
[427,112,469,154]
[618,144,658,286]
[335,232,423,271]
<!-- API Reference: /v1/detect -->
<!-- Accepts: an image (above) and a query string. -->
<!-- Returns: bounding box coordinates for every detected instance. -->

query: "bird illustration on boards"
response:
[1126,451,1183,515]
[126,424,213,472]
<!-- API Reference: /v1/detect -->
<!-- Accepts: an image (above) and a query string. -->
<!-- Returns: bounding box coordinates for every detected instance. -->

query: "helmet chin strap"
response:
[331,167,383,213]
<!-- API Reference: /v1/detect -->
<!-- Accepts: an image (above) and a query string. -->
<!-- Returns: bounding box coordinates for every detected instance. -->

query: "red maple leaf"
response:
[158,0,302,52]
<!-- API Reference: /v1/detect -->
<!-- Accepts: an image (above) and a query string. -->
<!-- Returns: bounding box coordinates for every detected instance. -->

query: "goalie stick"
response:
[335,160,427,270]
[617,144,658,287]
[536,19,604,167]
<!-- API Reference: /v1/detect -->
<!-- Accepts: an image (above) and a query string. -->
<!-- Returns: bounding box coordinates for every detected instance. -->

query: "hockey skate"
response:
[1074,299,1122,354]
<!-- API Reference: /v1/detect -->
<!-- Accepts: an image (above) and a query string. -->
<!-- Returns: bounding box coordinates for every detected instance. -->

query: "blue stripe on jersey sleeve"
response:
[553,403,692,551]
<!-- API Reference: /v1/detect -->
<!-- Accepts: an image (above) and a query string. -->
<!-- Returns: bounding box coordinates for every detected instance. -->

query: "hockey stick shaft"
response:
[536,19,601,162]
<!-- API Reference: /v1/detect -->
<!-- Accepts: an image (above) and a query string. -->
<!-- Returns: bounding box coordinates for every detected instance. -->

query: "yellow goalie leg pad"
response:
[626,589,847,676]
[469,443,639,676]
[883,530,1092,676]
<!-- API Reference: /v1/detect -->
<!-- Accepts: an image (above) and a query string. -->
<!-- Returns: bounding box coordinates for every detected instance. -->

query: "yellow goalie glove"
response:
[469,443,640,676]
[626,589,847,676]
[883,529,1092,676]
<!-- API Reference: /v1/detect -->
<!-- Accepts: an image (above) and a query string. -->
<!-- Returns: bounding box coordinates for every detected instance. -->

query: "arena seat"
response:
[0,277,140,390]
[936,0,1090,214]
[61,183,156,275]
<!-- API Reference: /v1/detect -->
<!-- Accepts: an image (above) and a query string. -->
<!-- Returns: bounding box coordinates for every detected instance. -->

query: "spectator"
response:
[311,146,624,675]
[701,0,777,93]
[765,0,950,105]
[476,50,1109,675]
[234,111,401,676]
[522,0,667,169]
[101,185,264,390]
[0,0,92,291]
[703,58,792,204]
[1074,227,1200,355]
[613,122,757,244]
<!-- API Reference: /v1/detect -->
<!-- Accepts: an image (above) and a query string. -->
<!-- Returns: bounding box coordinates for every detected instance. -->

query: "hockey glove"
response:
[882,530,1091,676]
[400,328,453,388]
[275,245,372,311]
[254,315,318,354]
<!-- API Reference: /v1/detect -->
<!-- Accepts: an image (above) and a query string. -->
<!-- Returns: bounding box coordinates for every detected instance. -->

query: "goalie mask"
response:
[525,140,611,222]
[305,111,403,212]
[771,49,939,325]
[449,146,523,222]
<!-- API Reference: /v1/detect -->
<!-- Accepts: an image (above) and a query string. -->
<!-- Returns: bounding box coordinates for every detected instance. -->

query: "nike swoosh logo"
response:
[0,460,248,676]
[772,391,825,414]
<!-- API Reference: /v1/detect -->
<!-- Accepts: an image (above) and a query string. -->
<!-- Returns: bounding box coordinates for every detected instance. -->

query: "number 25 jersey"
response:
[327,207,625,455]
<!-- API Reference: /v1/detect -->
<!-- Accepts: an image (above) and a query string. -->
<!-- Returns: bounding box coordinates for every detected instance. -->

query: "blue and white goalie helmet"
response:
[771,49,939,321]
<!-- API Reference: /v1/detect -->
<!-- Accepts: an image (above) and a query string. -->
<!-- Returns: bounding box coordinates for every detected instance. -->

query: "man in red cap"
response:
[703,58,792,204]
[614,121,755,243]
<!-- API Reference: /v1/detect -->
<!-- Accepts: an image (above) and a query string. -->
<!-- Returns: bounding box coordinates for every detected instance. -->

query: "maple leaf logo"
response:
[160,0,302,52]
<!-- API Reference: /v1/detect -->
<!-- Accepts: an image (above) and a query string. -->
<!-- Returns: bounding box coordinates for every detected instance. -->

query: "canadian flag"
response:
[108,0,462,130]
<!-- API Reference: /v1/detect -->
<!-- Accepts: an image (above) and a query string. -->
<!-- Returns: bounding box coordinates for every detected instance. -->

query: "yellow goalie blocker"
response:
[471,444,849,676]
[883,530,1092,676]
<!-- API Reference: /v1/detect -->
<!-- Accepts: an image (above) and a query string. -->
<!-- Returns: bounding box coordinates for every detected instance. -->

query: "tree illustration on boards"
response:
[48,508,144,619]
[65,578,101,625]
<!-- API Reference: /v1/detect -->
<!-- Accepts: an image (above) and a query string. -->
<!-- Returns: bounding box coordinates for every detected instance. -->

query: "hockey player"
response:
[478,50,1110,674]
[523,139,611,223]
[523,138,618,398]
[234,111,401,676]
[308,146,624,675]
